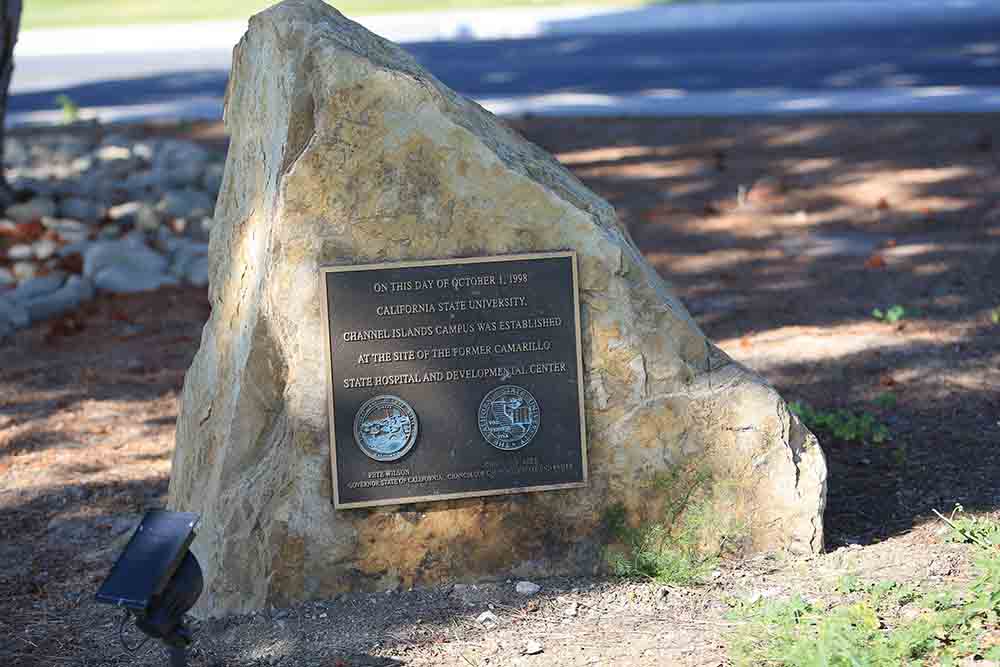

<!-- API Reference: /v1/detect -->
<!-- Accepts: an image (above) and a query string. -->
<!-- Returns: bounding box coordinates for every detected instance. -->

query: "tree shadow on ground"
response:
[11,1,1000,122]
[511,114,1000,547]
[2,113,997,665]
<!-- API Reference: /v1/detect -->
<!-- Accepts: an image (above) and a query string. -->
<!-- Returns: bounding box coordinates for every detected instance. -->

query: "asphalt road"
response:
[11,2,1000,122]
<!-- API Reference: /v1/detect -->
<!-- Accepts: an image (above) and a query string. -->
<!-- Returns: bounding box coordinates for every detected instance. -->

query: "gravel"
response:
[158,189,214,220]
[33,239,59,260]
[41,217,90,243]
[59,196,106,223]
[1,130,225,334]
[10,273,66,303]
[6,196,56,223]
[11,261,37,280]
[7,244,33,260]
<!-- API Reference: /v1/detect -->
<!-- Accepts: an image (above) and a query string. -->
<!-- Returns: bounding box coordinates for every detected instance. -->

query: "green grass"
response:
[23,0,645,30]
[871,304,908,324]
[727,509,1000,667]
[789,401,891,445]
[605,503,719,585]
[603,468,746,586]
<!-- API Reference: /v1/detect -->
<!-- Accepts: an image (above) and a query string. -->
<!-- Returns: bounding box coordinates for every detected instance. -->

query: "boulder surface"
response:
[170,0,826,617]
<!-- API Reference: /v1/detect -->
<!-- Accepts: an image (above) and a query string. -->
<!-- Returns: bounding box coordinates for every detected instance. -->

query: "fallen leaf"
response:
[864,253,887,269]
[45,316,86,343]
[2,220,45,242]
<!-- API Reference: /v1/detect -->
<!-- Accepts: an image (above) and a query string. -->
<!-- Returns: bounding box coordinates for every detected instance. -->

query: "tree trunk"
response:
[0,0,22,209]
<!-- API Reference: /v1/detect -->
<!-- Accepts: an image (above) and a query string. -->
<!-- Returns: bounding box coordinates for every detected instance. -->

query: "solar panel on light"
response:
[95,510,199,611]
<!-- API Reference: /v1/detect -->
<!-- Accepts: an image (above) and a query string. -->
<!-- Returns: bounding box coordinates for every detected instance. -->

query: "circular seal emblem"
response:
[478,385,540,451]
[353,395,418,462]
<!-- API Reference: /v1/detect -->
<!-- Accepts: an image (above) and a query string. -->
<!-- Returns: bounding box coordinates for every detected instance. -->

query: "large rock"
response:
[169,0,826,617]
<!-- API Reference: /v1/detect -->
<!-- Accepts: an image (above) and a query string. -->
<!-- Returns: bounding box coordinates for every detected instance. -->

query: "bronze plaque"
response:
[320,252,588,509]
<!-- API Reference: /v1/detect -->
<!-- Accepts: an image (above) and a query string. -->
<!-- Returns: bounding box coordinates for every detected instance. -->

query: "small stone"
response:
[476,611,499,627]
[515,581,541,596]
[95,145,132,162]
[58,240,91,258]
[33,239,59,261]
[169,161,206,188]
[12,262,37,281]
[562,601,578,617]
[202,162,225,193]
[108,201,142,223]
[0,296,30,329]
[70,156,94,173]
[154,139,209,171]
[135,204,160,232]
[523,640,543,655]
[42,217,90,243]
[132,142,155,161]
[92,265,177,294]
[110,201,161,230]
[10,273,66,303]
[7,244,33,261]
[83,237,175,293]
[158,189,215,220]
[168,241,210,287]
[24,275,92,321]
[59,197,106,223]
[175,215,213,241]
[5,137,28,167]
[6,197,56,223]
[121,169,168,197]
[84,239,169,278]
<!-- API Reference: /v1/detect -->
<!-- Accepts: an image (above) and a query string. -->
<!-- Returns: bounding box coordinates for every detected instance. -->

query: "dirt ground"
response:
[1,114,998,666]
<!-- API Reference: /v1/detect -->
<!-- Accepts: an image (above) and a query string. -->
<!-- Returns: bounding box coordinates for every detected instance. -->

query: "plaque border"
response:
[319,251,589,510]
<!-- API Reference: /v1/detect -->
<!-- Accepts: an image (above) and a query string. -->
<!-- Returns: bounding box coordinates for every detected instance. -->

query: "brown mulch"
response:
[1,114,999,666]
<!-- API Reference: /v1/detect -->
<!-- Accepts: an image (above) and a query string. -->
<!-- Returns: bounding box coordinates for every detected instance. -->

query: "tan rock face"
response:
[169,0,826,617]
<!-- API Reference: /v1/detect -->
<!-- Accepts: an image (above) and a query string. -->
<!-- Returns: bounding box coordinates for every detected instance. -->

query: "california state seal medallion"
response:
[353,395,418,462]
[478,385,540,451]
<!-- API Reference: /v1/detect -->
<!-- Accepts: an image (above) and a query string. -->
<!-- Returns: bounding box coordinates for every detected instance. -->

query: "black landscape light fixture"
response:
[95,510,203,667]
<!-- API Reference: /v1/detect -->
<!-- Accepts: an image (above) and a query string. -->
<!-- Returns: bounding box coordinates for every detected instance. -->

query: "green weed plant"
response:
[54,94,79,123]
[604,468,736,586]
[790,401,890,444]
[872,305,907,323]
[728,508,1000,666]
